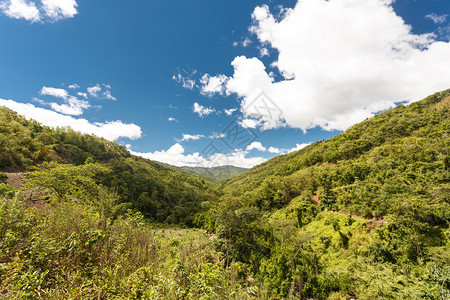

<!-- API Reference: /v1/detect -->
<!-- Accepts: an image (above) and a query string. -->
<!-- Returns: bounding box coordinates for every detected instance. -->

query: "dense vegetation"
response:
[208,89,450,299]
[0,89,449,299]
[0,107,217,226]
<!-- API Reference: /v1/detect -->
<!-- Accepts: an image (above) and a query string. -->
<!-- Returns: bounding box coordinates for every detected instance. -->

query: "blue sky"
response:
[0,0,449,168]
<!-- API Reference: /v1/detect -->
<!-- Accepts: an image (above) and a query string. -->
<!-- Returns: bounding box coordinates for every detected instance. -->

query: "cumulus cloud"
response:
[0,0,78,22]
[215,0,450,132]
[200,74,228,96]
[0,0,39,21]
[287,143,310,153]
[425,13,448,24]
[267,146,282,154]
[41,0,77,21]
[179,134,205,142]
[130,143,266,168]
[193,102,216,117]
[87,85,102,97]
[246,141,266,151]
[0,98,142,141]
[41,86,70,99]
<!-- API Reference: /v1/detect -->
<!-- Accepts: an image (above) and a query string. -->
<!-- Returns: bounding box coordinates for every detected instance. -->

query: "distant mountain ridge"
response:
[181,165,249,183]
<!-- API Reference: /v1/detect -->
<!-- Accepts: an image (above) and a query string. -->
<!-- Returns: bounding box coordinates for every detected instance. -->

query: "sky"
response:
[0,0,449,168]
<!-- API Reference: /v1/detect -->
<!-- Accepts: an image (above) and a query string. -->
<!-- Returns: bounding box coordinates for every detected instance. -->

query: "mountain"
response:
[0,89,449,299]
[207,89,450,299]
[0,106,217,226]
[181,165,249,183]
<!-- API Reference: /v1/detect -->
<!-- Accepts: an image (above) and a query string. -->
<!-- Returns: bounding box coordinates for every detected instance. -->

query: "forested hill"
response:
[0,89,449,299]
[0,106,217,225]
[219,89,449,211]
[204,89,450,299]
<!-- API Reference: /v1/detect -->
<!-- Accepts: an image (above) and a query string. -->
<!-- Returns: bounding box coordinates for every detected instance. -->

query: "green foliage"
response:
[0,106,218,225]
[210,89,450,299]
[1,89,450,298]
[0,196,254,299]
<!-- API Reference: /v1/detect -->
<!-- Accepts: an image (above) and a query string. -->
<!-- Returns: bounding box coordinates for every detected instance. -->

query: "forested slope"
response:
[206,89,450,299]
[0,107,217,225]
[0,89,449,299]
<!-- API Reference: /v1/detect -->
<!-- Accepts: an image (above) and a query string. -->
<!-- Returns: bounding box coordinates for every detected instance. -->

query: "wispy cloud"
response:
[40,86,90,116]
[172,70,197,90]
[87,84,117,100]
[425,13,448,24]
[224,108,237,116]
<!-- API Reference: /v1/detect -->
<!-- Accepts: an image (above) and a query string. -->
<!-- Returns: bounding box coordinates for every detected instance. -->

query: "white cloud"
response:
[68,83,80,89]
[40,86,69,99]
[224,108,237,116]
[49,97,90,116]
[239,118,261,129]
[0,0,39,21]
[130,143,206,167]
[200,74,228,96]
[87,84,116,100]
[209,132,226,139]
[260,47,270,57]
[41,0,77,21]
[193,102,216,117]
[40,86,91,115]
[246,141,266,151]
[267,146,282,154]
[168,117,178,122]
[77,92,88,99]
[0,98,141,141]
[130,143,266,168]
[242,38,252,47]
[425,13,448,24]
[173,72,197,90]
[0,0,78,22]
[179,134,205,142]
[288,143,310,153]
[217,0,450,132]
[87,85,102,97]
[103,90,116,101]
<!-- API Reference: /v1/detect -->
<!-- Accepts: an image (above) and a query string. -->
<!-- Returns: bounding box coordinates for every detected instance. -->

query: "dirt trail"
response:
[5,172,24,190]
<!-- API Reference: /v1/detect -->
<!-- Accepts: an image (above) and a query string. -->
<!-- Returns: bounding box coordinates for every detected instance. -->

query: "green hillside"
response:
[0,89,449,299]
[0,107,217,226]
[206,89,450,299]
[182,165,249,183]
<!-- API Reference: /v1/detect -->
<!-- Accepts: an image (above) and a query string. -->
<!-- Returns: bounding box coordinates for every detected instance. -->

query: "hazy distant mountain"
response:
[181,165,249,183]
